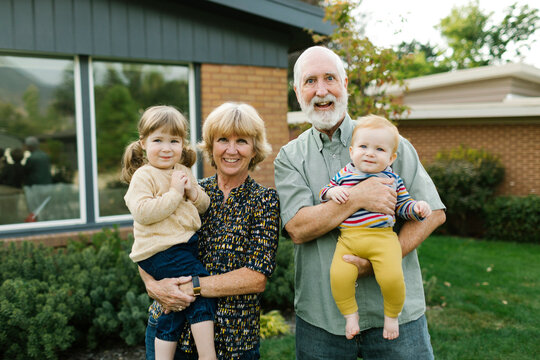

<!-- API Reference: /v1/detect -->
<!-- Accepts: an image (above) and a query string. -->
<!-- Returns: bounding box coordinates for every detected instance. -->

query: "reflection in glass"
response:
[93,61,190,217]
[0,55,79,225]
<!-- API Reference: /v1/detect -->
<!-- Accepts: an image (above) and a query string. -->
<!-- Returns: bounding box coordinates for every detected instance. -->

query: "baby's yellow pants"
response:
[330,227,405,317]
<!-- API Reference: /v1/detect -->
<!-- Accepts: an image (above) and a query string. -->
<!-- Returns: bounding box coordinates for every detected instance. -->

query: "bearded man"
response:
[274,46,446,360]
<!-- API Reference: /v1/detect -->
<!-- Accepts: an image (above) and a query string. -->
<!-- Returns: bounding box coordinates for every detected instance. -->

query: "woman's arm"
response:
[138,266,195,311]
[180,267,267,297]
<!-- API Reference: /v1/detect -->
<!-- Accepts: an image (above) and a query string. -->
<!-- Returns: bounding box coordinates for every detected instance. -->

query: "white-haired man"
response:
[274,46,446,359]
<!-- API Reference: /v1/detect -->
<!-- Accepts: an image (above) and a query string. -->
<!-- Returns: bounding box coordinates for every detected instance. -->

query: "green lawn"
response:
[261,235,540,359]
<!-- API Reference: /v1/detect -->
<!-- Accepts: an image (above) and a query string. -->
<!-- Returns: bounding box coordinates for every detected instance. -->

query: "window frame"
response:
[0,53,197,234]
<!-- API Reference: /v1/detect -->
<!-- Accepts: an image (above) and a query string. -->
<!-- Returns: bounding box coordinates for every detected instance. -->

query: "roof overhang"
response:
[404,97,540,123]
[287,98,540,125]
[386,62,540,96]
[206,0,333,34]
[203,0,333,51]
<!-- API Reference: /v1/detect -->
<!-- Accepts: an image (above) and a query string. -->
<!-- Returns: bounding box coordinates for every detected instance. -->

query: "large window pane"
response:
[93,61,190,218]
[0,55,79,226]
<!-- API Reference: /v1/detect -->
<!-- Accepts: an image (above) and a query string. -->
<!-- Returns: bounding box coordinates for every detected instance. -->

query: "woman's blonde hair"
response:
[353,114,400,153]
[198,102,271,171]
[121,105,196,183]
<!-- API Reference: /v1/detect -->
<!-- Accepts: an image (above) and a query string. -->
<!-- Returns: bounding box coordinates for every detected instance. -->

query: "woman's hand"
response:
[138,267,195,313]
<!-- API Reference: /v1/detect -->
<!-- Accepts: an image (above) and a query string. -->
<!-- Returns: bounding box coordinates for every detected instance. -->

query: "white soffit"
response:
[405,98,540,119]
[385,63,540,96]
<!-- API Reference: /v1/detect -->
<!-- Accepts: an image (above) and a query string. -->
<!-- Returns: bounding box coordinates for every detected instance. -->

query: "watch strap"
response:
[192,275,201,296]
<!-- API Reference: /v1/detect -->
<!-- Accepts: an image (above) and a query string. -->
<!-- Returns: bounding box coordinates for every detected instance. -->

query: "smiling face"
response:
[212,133,256,180]
[349,127,397,174]
[295,48,348,131]
[141,128,183,170]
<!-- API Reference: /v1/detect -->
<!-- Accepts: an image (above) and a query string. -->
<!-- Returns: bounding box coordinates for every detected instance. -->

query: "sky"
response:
[357,0,540,68]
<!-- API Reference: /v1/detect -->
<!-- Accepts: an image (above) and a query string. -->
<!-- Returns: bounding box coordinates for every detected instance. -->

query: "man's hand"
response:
[349,177,397,215]
[342,254,374,278]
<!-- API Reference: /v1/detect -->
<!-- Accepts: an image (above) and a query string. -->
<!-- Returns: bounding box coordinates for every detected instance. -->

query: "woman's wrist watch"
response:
[192,275,201,296]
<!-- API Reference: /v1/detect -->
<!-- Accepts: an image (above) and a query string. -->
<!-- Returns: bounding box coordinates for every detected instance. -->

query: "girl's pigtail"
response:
[121,141,146,183]
[181,145,197,168]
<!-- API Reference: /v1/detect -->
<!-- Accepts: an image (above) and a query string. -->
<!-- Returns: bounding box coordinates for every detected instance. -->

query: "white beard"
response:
[300,93,348,130]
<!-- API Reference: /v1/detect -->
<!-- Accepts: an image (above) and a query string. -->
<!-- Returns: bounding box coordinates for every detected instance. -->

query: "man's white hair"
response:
[293,46,347,90]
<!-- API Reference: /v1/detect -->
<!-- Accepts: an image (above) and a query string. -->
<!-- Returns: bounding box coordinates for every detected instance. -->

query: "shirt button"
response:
[332,154,337,159]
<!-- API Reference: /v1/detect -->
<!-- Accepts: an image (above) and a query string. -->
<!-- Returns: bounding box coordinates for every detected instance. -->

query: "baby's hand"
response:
[326,187,350,204]
[414,201,432,218]
[170,170,188,197]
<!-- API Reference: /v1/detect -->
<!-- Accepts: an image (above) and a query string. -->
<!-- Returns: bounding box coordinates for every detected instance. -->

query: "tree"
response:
[310,0,410,120]
[395,41,451,79]
[438,1,540,69]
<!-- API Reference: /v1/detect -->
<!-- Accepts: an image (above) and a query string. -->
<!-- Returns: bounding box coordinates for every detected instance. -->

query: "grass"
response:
[420,235,540,359]
[260,235,540,359]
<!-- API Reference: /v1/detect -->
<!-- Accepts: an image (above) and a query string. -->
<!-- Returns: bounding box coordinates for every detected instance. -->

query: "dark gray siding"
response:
[0,0,293,67]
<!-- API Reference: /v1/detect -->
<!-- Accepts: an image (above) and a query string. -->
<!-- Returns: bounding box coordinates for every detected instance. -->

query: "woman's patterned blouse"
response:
[149,175,280,359]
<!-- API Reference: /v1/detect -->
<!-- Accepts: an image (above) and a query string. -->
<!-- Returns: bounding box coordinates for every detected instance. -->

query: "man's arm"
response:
[343,210,446,276]
[286,177,397,244]
[398,209,446,256]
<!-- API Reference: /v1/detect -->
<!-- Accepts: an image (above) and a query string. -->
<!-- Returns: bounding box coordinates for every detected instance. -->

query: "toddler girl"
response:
[122,105,216,360]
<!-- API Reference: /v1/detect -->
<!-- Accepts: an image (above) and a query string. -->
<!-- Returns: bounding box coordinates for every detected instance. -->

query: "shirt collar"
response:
[310,114,354,151]
[209,174,253,192]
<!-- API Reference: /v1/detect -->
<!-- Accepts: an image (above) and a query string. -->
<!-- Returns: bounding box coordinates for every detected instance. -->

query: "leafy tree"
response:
[395,41,451,79]
[93,64,189,175]
[310,0,410,120]
[95,85,139,172]
[438,0,540,69]
[394,1,539,78]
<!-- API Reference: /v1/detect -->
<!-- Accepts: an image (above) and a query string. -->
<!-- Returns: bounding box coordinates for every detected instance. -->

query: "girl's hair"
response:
[198,102,272,171]
[353,114,400,153]
[121,105,196,183]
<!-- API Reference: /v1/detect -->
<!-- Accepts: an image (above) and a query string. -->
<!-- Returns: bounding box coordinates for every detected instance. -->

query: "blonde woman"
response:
[140,102,280,359]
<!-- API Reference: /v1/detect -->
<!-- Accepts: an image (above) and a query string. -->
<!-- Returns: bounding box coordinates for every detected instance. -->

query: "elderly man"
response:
[274,46,446,359]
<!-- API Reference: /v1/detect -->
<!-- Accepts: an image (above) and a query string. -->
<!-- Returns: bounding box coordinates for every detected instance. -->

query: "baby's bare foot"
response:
[344,313,360,340]
[383,315,399,340]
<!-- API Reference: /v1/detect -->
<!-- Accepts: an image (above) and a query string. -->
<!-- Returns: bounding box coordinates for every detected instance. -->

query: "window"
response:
[0,55,80,227]
[92,61,190,218]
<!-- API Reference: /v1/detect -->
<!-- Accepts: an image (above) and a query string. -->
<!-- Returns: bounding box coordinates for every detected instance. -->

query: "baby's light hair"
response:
[352,115,400,153]
[121,105,196,183]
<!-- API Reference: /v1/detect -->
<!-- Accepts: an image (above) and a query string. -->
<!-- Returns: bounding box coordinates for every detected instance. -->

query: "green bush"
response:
[261,237,294,312]
[426,145,504,236]
[484,195,540,243]
[260,310,291,339]
[0,228,149,359]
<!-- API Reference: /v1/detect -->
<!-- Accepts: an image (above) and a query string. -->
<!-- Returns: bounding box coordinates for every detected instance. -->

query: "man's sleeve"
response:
[274,148,315,230]
[393,136,445,211]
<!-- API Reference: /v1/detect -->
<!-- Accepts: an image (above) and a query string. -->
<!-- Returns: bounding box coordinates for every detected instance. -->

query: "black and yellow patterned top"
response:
[149,175,280,358]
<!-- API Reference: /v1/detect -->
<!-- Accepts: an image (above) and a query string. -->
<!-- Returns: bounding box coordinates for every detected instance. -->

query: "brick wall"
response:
[200,64,289,188]
[1,226,133,247]
[398,123,540,196]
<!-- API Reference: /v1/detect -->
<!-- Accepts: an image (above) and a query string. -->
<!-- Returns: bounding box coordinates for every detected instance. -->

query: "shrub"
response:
[0,228,149,359]
[260,310,291,339]
[484,195,540,243]
[261,237,294,312]
[426,145,504,236]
